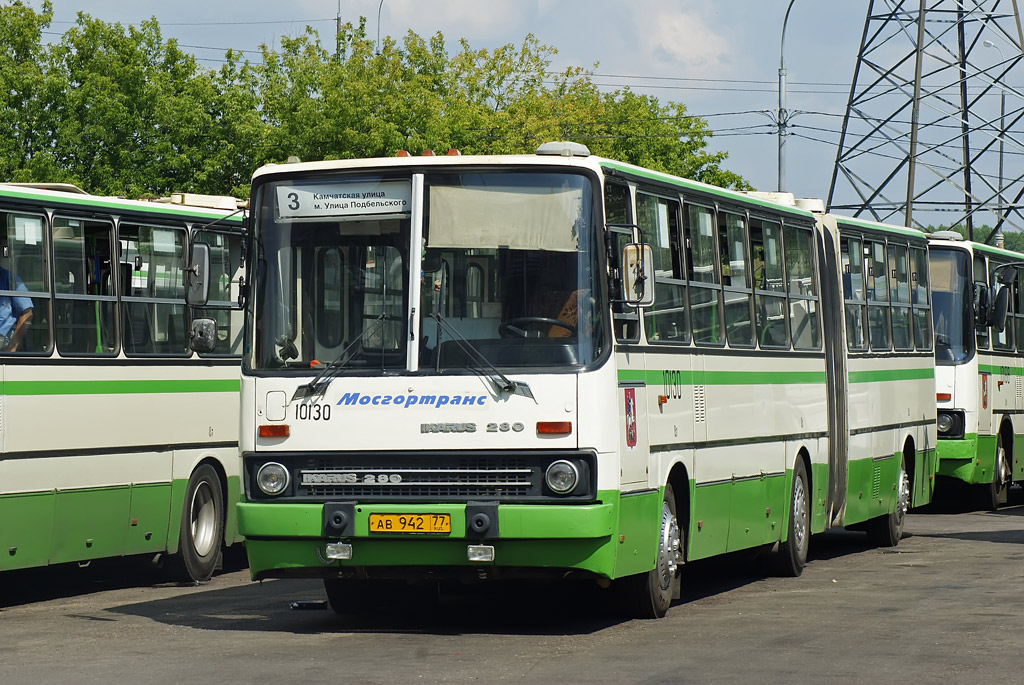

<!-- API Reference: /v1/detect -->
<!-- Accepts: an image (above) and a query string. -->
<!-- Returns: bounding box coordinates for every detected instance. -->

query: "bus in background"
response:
[0,183,246,582]
[226,143,935,618]
[929,231,1020,509]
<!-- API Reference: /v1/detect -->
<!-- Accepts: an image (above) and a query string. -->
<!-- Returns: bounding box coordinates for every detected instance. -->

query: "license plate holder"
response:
[368,513,452,534]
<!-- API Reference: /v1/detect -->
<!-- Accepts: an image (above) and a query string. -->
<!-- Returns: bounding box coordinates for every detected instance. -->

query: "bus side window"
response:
[638,192,687,343]
[991,260,1013,351]
[889,242,913,351]
[53,217,117,355]
[784,224,820,350]
[911,246,932,351]
[0,210,52,354]
[719,211,753,347]
[119,223,189,356]
[604,182,639,342]
[1016,267,1024,351]
[685,203,723,346]
[975,254,990,350]
[193,230,246,356]
[750,218,788,348]
[841,235,868,351]
[866,240,891,351]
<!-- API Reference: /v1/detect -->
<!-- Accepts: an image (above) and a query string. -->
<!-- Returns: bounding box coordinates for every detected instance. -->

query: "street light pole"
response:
[778,0,797,192]
[376,0,386,56]
[984,39,1006,246]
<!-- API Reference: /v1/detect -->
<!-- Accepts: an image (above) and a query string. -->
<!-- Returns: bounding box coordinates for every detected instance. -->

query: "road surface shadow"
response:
[0,545,249,609]
[100,532,883,637]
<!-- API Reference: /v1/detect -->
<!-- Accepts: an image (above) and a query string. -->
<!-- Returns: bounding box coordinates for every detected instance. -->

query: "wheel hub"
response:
[656,501,682,590]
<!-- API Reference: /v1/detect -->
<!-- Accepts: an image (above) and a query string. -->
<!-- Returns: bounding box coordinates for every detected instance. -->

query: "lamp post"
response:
[376,0,385,55]
[984,39,1006,246]
[778,0,797,192]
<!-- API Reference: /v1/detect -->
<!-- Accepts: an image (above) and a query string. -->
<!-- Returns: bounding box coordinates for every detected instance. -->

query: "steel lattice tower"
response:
[827,0,1024,241]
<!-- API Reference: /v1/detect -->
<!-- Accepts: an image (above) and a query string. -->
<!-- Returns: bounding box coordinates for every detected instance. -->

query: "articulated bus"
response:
[929,231,1022,509]
[232,143,936,618]
[0,183,246,582]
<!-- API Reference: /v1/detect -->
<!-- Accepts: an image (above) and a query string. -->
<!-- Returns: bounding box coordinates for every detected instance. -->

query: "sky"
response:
[43,1,873,201]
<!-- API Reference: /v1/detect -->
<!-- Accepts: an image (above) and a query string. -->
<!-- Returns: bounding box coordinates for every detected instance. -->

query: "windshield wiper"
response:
[432,313,535,400]
[292,313,388,400]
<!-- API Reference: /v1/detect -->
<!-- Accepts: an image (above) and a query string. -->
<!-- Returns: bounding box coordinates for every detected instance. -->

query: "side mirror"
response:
[622,243,655,307]
[189,317,217,353]
[991,285,1010,332]
[186,241,211,306]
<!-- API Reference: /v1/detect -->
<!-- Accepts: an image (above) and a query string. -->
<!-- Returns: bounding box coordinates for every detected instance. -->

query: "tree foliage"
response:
[0,3,749,197]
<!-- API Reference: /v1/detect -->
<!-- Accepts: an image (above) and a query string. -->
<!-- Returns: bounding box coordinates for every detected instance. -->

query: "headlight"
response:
[545,460,579,494]
[256,462,290,495]
[937,414,953,434]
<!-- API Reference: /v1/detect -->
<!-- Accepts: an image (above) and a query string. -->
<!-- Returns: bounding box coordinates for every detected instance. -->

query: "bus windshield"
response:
[930,247,973,363]
[251,170,605,372]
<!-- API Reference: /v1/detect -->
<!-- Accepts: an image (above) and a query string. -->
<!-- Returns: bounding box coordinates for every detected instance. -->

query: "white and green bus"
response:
[0,183,246,581]
[230,143,936,618]
[929,232,1021,509]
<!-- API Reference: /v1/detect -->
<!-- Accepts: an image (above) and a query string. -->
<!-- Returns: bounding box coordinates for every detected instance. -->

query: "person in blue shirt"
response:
[0,265,33,352]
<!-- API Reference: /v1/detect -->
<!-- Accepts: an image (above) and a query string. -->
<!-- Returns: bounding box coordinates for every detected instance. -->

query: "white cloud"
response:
[638,8,735,75]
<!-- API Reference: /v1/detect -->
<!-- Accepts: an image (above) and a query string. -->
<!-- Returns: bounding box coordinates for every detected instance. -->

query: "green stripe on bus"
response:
[617,369,826,385]
[3,378,240,396]
[979,364,1024,376]
[848,368,934,383]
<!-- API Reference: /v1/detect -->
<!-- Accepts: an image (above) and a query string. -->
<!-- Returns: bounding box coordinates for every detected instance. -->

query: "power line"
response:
[50,18,335,26]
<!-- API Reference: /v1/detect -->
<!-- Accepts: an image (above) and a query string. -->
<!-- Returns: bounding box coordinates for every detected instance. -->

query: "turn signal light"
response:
[936,392,951,401]
[258,424,290,438]
[537,421,572,435]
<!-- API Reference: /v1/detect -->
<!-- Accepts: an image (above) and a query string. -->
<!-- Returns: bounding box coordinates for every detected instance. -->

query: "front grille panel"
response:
[245,451,596,503]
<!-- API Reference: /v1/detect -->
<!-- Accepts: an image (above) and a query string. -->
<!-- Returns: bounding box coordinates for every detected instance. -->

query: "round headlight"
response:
[937,414,953,434]
[545,460,579,494]
[256,462,290,495]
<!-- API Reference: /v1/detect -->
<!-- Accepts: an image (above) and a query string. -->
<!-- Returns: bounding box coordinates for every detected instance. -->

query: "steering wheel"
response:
[498,317,576,338]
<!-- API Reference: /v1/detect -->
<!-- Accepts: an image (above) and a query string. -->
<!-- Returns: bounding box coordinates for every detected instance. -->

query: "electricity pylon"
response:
[827,0,1024,242]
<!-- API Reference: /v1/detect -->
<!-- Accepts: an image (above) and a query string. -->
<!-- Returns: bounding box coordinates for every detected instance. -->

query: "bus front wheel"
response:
[616,483,682,619]
[177,464,225,582]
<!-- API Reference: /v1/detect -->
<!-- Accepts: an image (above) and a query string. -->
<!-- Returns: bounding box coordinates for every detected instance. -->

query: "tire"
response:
[978,434,1011,511]
[777,459,810,577]
[866,454,909,547]
[616,483,682,619]
[177,463,225,582]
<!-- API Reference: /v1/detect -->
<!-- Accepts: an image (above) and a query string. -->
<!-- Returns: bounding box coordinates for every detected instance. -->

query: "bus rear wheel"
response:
[777,459,810,577]
[866,454,908,547]
[616,483,682,619]
[177,464,225,582]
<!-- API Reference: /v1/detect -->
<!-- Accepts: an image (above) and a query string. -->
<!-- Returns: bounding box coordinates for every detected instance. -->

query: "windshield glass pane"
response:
[421,171,603,369]
[930,247,973,363]
[252,176,412,371]
[250,170,604,372]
